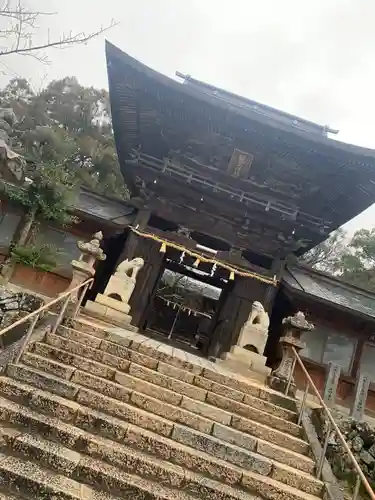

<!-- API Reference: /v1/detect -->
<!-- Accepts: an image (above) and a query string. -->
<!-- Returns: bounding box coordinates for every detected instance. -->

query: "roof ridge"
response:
[175,72,338,135]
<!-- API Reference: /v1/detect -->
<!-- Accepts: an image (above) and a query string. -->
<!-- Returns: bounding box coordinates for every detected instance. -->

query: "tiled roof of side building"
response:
[283,265,375,319]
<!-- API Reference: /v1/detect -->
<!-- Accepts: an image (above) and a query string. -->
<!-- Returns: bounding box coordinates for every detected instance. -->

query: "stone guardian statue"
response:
[220,300,271,379]
[83,256,145,329]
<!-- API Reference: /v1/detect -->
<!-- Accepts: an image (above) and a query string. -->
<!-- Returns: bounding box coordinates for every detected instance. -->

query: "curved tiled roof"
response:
[106,41,375,258]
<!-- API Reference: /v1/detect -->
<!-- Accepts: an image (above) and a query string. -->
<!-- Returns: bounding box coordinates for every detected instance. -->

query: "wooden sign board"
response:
[227,149,254,179]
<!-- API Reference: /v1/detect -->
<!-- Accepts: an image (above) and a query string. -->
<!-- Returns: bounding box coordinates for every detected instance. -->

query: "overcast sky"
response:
[1,0,375,233]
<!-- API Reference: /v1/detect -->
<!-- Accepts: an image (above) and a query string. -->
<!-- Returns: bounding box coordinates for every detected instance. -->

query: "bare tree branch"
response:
[14,1,22,51]
[0,1,117,64]
[0,0,55,19]
[0,10,55,17]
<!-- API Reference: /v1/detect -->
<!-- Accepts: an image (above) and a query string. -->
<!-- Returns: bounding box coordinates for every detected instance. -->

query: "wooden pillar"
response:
[129,237,164,328]
[264,258,285,312]
[117,208,151,265]
[206,282,232,359]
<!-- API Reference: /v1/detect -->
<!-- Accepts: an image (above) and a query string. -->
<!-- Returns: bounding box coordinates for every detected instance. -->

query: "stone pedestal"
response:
[84,256,144,329]
[267,311,313,396]
[84,294,133,327]
[221,346,271,377]
[220,301,271,377]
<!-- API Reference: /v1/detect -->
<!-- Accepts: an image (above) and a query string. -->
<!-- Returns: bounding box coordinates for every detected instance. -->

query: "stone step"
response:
[0,452,123,500]
[0,426,257,500]
[71,319,297,413]
[38,337,296,422]
[52,327,297,415]
[0,394,323,499]
[0,377,315,478]
[82,308,140,332]
[0,374,315,478]
[7,363,311,461]
[74,315,139,339]
[30,343,300,437]
[18,354,307,452]
[0,452,197,500]
[0,382,315,481]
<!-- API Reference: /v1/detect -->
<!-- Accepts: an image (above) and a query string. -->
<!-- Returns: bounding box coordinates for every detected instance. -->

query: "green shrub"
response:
[10,243,61,272]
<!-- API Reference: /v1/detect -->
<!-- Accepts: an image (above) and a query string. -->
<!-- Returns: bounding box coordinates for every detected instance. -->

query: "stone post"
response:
[350,372,371,421]
[267,311,314,396]
[323,363,341,408]
[60,231,106,303]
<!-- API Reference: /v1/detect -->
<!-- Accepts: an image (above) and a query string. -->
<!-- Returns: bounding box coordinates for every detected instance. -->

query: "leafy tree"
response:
[0,161,78,281]
[0,74,129,280]
[0,76,128,198]
[300,228,348,273]
[339,229,375,291]
[300,227,375,293]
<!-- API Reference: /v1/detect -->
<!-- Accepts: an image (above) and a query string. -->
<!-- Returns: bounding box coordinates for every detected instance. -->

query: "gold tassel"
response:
[193,258,200,268]
[160,242,167,253]
[229,271,235,280]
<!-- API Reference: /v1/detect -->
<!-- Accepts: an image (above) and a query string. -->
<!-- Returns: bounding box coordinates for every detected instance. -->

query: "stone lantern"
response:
[267,311,314,396]
[60,231,106,302]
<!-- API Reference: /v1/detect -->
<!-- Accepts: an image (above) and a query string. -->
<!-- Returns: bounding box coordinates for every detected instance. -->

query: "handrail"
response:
[291,346,375,500]
[0,278,93,364]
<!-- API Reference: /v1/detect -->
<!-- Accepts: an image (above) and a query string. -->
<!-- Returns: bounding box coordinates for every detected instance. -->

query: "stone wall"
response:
[313,407,375,495]
[0,320,51,372]
[0,286,44,349]
[0,283,66,370]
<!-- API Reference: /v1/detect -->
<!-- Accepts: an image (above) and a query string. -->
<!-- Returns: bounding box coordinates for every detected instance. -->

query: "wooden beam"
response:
[165,260,226,288]
[143,199,279,254]
[116,208,151,265]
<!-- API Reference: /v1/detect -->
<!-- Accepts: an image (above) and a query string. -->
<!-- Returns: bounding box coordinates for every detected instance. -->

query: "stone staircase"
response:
[0,315,326,500]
